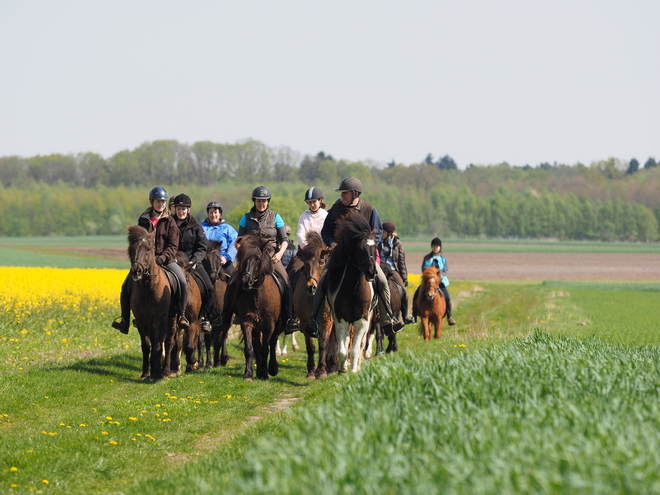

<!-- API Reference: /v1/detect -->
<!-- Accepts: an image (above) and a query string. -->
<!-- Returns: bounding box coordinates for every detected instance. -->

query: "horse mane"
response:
[298,231,324,262]
[421,266,441,285]
[207,239,223,252]
[326,213,373,273]
[380,262,393,278]
[127,225,151,258]
[236,234,274,276]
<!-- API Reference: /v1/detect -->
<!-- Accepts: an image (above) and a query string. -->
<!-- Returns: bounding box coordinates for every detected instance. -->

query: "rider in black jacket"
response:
[172,194,215,333]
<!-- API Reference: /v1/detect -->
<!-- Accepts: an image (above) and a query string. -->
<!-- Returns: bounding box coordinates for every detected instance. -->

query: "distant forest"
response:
[0,139,658,242]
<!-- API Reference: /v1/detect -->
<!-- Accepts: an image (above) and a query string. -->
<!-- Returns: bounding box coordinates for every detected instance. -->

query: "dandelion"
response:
[102,431,109,435]
[129,417,138,421]
[109,440,119,445]
[42,480,49,484]
[10,466,18,472]
[459,344,467,348]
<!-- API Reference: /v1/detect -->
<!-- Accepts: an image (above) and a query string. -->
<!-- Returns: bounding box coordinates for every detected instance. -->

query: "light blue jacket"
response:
[200,219,238,263]
[421,254,449,286]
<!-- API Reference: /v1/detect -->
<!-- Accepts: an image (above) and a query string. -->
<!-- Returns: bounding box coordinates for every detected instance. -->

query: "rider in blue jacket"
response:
[414,237,456,325]
[200,201,237,277]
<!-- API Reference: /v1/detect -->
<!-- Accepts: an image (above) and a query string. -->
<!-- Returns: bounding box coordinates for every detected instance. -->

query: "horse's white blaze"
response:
[366,239,375,246]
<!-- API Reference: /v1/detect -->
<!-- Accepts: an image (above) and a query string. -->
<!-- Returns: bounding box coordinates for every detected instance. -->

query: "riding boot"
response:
[284,283,300,335]
[446,300,456,326]
[401,290,414,324]
[111,275,132,334]
[214,279,236,332]
[304,273,327,338]
[179,280,190,329]
[200,295,213,334]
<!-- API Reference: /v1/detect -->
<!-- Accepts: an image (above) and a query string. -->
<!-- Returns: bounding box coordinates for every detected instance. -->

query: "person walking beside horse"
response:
[378,221,414,325]
[172,194,215,334]
[111,186,189,334]
[305,176,405,338]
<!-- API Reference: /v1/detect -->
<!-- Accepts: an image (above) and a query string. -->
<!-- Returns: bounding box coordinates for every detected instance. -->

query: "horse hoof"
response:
[292,344,300,351]
[306,372,316,380]
[140,374,150,381]
[276,351,281,356]
[317,372,328,379]
[244,377,253,382]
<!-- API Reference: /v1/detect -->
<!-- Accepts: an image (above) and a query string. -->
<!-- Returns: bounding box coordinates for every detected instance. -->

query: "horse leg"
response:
[305,335,316,379]
[275,337,282,356]
[242,321,255,381]
[150,338,163,381]
[376,324,385,355]
[434,314,444,339]
[335,322,350,373]
[421,316,431,341]
[387,334,398,353]
[140,332,151,380]
[291,332,300,351]
[204,333,213,369]
[268,326,279,377]
[351,319,370,373]
[184,324,199,373]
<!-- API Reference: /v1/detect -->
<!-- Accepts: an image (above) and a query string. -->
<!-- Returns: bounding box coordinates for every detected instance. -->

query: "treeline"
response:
[0,139,659,241]
[0,181,657,242]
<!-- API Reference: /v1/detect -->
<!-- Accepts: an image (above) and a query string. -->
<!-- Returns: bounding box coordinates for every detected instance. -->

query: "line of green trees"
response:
[0,139,658,241]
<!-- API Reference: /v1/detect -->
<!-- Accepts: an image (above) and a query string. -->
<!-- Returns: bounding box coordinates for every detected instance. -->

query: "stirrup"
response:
[200,320,212,334]
[448,316,456,326]
[178,315,190,329]
[111,316,129,334]
[285,318,300,335]
[404,314,415,325]
[304,320,319,338]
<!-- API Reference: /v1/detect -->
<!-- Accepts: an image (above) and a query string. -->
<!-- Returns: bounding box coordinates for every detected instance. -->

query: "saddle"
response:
[271,270,286,298]
[161,265,180,298]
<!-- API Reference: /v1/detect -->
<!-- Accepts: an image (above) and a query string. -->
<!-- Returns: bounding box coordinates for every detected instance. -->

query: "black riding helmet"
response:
[335,177,363,193]
[149,186,168,200]
[252,186,271,200]
[431,237,442,247]
[304,187,324,202]
[172,194,192,207]
[206,201,223,212]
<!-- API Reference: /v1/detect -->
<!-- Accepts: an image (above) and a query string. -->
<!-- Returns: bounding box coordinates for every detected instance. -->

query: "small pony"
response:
[416,266,447,341]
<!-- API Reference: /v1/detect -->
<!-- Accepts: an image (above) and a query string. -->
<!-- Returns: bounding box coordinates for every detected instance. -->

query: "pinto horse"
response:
[417,266,447,340]
[232,235,282,380]
[291,231,336,379]
[126,225,179,381]
[326,214,377,373]
[201,240,230,368]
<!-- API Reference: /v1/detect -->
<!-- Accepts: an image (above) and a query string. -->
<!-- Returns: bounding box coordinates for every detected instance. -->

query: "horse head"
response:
[421,266,442,301]
[328,213,377,283]
[299,232,330,296]
[127,225,156,281]
[204,240,226,284]
[236,235,273,291]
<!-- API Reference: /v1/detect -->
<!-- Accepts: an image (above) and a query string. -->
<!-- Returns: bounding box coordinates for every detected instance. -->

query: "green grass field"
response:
[2,238,660,493]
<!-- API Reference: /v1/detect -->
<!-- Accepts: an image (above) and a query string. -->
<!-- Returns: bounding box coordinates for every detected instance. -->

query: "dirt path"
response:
[54,246,660,282]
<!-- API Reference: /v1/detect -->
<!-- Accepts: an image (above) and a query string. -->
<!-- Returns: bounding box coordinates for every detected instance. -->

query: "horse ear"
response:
[235,236,243,249]
[321,249,331,261]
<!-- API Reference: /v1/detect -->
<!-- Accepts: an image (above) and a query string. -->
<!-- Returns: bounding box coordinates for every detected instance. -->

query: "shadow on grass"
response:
[61,353,147,381]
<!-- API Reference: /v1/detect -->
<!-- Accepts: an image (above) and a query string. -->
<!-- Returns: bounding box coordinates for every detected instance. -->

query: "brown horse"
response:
[417,266,447,340]
[231,234,282,380]
[126,225,179,381]
[292,231,337,379]
[326,214,377,373]
[200,240,230,368]
[170,252,203,375]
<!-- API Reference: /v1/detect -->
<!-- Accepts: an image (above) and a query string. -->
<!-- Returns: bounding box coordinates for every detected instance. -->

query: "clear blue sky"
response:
[1,0,658,168]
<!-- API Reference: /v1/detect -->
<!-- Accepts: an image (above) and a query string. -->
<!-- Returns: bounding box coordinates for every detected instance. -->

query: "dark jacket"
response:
[137,208,179,265]
[378,235,408,284]
[177,213,207,265]
[238,207,288,252]
[321,198,381,247]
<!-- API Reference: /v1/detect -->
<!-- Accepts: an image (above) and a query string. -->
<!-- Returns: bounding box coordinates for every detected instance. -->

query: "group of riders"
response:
[111,176,456,337]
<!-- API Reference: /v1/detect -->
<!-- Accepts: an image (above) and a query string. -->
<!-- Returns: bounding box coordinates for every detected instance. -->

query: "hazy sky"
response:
[1,1,658,168]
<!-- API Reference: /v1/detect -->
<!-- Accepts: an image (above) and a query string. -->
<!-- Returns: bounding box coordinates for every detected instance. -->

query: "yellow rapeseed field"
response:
[0,267,126,322]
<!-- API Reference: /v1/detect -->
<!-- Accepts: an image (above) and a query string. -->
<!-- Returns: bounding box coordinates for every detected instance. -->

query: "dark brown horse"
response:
[417,266,447,340]
[200,240,230,368]
[371,263,402,355]
[171,252,203,375]
[292,231,337,379]
[325,214,377,373]
[232,234,282,380]
[126,225,179,381]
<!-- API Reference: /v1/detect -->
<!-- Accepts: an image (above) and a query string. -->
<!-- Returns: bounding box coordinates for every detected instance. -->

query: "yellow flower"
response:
[42,480,49,484]
[109,440,118,445]
[10,466,18,472]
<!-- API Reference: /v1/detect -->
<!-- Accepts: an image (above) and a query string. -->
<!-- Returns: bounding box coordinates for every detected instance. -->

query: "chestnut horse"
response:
[231,234,282,380]
[126,225,179,381]
[292,231,337,379]
[326,214,377,373]
[417,266,447,340]
[200,240,230,368]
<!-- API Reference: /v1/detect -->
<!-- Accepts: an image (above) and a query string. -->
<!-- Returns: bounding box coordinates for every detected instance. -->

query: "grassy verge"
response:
[2,277,660,493]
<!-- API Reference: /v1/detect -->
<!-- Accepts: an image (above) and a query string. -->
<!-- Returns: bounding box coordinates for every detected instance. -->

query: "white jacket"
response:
[296,209,328,247]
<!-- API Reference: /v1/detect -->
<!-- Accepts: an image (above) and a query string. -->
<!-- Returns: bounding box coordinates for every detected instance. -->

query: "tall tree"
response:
[626,158,640,175]
[436,154,458,170]
[644,157,657,169]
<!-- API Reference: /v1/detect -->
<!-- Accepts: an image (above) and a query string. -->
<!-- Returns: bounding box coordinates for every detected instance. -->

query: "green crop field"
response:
[1,238,660,493]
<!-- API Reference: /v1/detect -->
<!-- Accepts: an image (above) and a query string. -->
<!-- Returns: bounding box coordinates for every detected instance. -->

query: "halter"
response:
[131,260,150,279]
